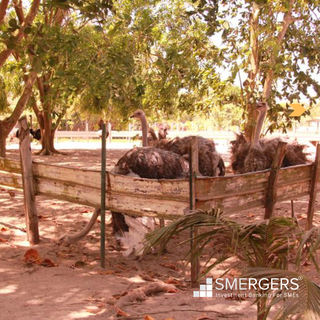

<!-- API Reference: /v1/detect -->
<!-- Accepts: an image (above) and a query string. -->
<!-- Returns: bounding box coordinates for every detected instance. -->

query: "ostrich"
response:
[130,109,226,177]
[111,141,189,257]
[230,101,309,174]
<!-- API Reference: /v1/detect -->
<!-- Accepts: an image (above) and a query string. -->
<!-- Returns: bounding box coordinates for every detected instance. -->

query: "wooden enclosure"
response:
[1,118,319,286]
[1,148,318,224]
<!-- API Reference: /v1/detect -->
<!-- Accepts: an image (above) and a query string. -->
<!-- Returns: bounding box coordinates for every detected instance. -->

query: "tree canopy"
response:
[0,0,319,156]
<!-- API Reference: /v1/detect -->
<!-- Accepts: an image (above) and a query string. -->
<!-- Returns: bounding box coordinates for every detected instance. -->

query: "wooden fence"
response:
[1,147,319,228]
[1,117,320,285]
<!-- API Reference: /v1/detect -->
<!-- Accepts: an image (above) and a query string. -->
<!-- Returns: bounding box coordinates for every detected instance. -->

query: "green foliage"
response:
[0,76,8,113]
[201,0,320,133]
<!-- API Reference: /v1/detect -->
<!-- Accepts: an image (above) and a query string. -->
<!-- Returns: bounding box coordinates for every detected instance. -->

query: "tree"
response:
[191,0,320,140]
[0,0,40,157]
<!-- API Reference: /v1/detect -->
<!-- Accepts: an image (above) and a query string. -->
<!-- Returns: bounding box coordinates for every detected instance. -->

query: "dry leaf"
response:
[85,309,101,314]
[74,261,86,268]
[165,278,182,285]
[160,263,179,271]
[114,306,130,317]
[166,288,179,293]
[41,259,57,267]
[98,270,116,275]
[24,249,42,264]
[114,264,128,270]
[0,236,8,243]
[1,227,9,232]
[144,316,156,320]
[140,273,155,282]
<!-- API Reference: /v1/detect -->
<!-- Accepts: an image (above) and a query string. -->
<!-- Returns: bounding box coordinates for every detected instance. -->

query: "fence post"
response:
[101,123,106,268]
[190,136,200,287]
[264,141,287,219]
[18,116,40,244]
[306,143,320,230]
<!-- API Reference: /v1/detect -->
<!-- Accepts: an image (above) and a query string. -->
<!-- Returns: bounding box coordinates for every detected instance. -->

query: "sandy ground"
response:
[0,141,319,320]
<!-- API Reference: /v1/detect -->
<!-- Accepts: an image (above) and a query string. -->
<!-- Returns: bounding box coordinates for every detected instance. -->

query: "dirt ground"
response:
[1,143,319,320]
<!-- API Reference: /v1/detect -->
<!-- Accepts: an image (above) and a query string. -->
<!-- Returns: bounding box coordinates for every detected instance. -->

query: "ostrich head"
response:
[130,109,145,120]
[130,109,148,147]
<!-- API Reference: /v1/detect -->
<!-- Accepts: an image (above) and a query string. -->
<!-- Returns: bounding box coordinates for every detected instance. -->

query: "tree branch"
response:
[13,0,25,24]
[263,0,297,99]
[0,0,9,25]
[5,71,37,132]
[0,0,40,68]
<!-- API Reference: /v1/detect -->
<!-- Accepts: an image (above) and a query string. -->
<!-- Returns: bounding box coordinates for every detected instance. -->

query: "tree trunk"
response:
[0,71,37,157]
[244,3,261,142]
[0,122,7,158]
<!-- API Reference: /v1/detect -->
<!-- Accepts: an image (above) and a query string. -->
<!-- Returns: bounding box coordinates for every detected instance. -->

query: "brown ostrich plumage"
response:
[131,109,226,177]
[230,102,309,174]
[112,147,189,179]
[152,135,226,177]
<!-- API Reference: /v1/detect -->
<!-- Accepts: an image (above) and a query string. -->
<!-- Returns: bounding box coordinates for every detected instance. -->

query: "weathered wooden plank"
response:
[35,177,100,207]
[35,176,189,219]
[0,170,23,189]
[196,190,266,214]
[33,162,101,189]
[278,164,313,184]
[106,172,189,200]
[277,181,310,202]
[195,171,270,200]
[107,192,189,219]
[32,162,189,200]
[0,157,21,173]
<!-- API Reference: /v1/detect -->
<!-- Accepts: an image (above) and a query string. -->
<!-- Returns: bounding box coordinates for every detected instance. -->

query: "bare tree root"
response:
[33,148,66,156]
[58,207,101,245]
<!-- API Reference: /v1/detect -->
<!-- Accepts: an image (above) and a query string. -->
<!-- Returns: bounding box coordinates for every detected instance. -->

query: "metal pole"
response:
[100,123,106,268]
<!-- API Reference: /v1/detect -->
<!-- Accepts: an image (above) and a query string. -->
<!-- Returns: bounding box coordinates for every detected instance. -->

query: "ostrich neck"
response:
[253,107,267,147]
[140,115,149,147]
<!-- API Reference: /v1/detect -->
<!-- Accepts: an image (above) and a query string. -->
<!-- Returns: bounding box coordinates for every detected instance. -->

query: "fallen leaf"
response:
[24,249,42,264]
[140,273,155,282]
[41,259,57,267]
[114,264,128,270]
[85,309,101,314]
[166,288,179,293]
[144,316,156,320]
[97,270,116,275]
[38,215,51,221]
[165,278,182,286]
[1,227,9,232]
[160,263,179,271]
[114,306,130,317]
[74,261,86,268]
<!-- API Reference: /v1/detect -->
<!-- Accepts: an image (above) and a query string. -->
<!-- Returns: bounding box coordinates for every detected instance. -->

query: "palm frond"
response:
[244,267,320,320]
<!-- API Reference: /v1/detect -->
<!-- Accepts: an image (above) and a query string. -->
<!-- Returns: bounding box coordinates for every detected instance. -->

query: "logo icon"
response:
[193,278,213,297]
[289,103,306,117]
